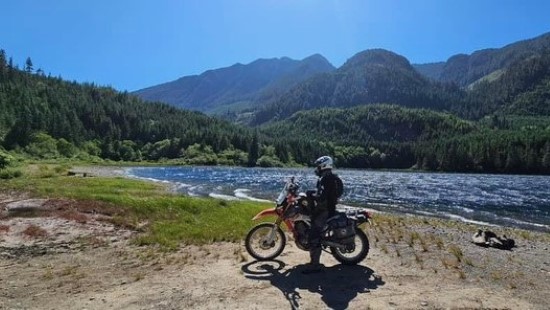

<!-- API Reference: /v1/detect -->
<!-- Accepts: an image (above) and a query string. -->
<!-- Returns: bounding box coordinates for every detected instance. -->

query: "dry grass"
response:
[448,244,464,262]
[441,257,459,269]
[59,210,88,224]
[420,238,429,252]
[42,266,54,280]
[408,231,420,247]
[22,224,48,239]
[133,272,145,282]
[60,265,80,277]
[434,236,445,250]
[457,269,467,279]
[77,235,107,247]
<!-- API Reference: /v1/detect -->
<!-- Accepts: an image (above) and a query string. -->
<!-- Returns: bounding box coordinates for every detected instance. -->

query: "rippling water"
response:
[127,166,550,232]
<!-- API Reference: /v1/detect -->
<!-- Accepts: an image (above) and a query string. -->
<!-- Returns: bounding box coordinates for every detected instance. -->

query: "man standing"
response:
[303,155,343,274]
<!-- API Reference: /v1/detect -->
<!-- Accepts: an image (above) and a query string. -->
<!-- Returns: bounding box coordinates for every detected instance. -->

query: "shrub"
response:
[24,133,59,159]
[256,155,284,167]
[57,138,78,157]
[0,150,14,169]
[0,168,23,179]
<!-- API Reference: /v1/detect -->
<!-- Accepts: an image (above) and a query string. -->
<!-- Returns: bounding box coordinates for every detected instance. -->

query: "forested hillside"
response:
[263,105,550,174]
[252,49,464,124]
[415,32,550,86]
[459,51,550,118]
[0,49,258,165]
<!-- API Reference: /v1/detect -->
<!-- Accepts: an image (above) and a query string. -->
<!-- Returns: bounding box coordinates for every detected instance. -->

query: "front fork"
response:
[264,218,283,246]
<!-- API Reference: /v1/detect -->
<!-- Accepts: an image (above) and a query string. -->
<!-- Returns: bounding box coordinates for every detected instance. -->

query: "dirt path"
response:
[2,197,549,309]
[0,239,540,310]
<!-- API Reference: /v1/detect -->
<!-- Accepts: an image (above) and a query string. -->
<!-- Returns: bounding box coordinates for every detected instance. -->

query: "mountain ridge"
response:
[133,55,335,115]
[414,32,550,86]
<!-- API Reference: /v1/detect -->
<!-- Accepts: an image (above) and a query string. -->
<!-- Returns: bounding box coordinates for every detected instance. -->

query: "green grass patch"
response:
[0,164,269,248]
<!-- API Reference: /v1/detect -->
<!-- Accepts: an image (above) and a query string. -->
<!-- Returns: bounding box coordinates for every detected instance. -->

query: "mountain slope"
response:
[458,50,550,118]
[252,49,463,124]
[416,32,550,86]
[133,55,335,114]
[413,62,445,80]
[263,104,475,145]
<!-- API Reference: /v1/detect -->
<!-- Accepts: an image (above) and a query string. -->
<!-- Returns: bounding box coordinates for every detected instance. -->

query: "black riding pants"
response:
[308,208,329,264]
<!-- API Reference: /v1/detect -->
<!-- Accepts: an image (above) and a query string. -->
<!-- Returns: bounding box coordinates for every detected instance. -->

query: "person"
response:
[303,155,343,274]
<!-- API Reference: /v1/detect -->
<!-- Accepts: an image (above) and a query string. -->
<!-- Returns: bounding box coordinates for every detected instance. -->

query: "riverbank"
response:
[1,164,549,309]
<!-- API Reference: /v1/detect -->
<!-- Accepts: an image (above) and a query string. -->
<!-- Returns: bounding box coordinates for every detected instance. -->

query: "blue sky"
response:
[1,0,550,91]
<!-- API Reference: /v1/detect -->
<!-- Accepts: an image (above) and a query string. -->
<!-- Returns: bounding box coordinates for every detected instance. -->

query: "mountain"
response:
[414,32,550,87]
[458,50,550,118]
[133,55,335,115]
[413,62,445,81]
[252,49,463,124]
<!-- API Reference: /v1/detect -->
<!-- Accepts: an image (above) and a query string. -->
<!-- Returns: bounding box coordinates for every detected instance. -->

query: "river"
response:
[127,166,550,232]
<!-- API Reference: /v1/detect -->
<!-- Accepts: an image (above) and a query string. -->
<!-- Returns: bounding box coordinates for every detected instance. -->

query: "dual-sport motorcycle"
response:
[244,177,371,265]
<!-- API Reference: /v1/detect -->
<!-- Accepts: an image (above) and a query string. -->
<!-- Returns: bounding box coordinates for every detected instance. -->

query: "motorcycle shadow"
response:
[241,260,385,310]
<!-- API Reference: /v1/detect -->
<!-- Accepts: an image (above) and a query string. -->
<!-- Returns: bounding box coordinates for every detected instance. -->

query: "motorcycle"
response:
[244,177,371,265]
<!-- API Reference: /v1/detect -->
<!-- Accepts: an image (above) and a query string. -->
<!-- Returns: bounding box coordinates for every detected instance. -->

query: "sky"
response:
[1,0,550,91]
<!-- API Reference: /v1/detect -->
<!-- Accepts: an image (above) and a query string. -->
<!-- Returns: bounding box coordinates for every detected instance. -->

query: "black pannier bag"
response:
[327,213,355,240]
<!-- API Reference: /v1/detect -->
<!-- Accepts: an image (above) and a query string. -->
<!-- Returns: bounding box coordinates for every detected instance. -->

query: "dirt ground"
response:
[1,196,550,309]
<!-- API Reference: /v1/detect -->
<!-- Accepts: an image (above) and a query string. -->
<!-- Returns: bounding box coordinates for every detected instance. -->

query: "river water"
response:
[127,166,550,232]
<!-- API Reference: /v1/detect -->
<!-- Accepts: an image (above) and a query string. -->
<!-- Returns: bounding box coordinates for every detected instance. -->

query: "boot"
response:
[302,247,323,274]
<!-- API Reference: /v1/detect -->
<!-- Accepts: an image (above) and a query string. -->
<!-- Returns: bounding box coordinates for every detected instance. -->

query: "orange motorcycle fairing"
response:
[251,208,279,221]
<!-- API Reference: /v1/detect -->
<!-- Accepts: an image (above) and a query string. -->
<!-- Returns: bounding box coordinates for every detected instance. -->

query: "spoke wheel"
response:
[245,223,286,261]
[331,229,369,265]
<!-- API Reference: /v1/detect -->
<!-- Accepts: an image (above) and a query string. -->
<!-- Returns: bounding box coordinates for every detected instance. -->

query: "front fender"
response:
[252,208,278,221]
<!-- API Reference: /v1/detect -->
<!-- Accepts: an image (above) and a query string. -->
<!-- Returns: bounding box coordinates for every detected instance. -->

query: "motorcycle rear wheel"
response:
[330,228,369,265]
[245,223,286,261]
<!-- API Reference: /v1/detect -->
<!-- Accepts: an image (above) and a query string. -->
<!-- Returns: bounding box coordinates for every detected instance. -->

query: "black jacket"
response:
[315,171,342,216]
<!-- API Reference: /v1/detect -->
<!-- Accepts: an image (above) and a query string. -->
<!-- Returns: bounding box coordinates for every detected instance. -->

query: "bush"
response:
[57,138,78,157]
[24,133,59,159]
[0,150,13,169]
[0,168,23,179]
[256,155,284,167]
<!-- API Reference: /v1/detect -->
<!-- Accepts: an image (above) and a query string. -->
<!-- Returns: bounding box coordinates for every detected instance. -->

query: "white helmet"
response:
[314,156,333,176]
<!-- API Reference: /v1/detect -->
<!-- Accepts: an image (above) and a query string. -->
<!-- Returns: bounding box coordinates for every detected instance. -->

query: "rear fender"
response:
[252,208,278,221]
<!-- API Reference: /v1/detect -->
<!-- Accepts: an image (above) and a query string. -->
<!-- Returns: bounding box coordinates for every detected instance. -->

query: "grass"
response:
[0,164,269,248]
[0,167,23,179]
[448,245,464,262]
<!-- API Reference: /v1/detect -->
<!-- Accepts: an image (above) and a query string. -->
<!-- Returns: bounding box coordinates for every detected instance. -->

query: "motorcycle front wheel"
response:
[245,223,286,261]
[330,228,370,265]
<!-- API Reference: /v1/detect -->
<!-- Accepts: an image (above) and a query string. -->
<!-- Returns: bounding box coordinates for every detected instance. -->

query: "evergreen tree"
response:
[247,132,260,167]
[542,142,550,173]
[25,57,33,73]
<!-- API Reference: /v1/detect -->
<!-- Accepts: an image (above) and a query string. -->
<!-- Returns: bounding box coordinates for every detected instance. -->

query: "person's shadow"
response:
[242,260,385,310]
